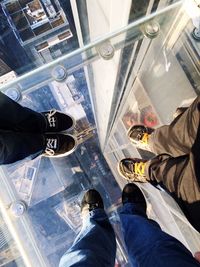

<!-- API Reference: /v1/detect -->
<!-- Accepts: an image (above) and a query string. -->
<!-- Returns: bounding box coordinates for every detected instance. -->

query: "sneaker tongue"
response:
[49,117,56,127]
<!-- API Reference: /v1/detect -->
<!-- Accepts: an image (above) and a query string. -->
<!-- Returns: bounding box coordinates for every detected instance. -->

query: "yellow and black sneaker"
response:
[118,158,148,182]
[127,125,154,150]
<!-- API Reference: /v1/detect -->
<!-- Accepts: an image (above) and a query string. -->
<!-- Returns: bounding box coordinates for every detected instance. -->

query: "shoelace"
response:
[45,148,55,156]
[46,109,57,128]
[45,138,57,155]
[134,162,146,176]
[121,161,147,182]
[88,203,100,211]
[140,133,149,145]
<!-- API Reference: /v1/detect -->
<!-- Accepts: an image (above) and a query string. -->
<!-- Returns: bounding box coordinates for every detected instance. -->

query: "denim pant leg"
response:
[0,131,45,164]
[120,203,200,267]
[0,92,46,133]
[59,209,116,267]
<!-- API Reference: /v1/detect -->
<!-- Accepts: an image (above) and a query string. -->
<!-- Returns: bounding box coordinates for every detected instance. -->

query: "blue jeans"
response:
[59,204,200,267]
[120,203,200,267]
[59,209,116,267]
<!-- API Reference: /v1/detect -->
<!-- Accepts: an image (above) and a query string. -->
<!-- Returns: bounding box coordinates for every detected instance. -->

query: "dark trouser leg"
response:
[149,96,200,157]
[146,151,200,232]
[0,131,45,164]
[146,97,200,232]
[0,92,46,133]
[120,203,200,267]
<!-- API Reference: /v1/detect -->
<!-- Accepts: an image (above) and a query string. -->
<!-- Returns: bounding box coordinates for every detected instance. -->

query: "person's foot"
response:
[118,158,148,182]
[43,133,77,157]
[127,125,154,150]
[42,109,75,132]
[81,189,104,214]
[122,183,147,213]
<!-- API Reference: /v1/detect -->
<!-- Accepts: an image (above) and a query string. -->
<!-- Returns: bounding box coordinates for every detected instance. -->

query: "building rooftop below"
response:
[3,0,67,42]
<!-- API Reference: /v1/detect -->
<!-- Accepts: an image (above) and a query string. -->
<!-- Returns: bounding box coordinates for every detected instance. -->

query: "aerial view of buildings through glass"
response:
[0,0,199,266]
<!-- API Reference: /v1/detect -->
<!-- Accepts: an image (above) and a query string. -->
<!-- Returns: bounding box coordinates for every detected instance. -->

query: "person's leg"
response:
[0,131,45,164]
[149,96,200,157]
[146,152,200,233]
[119,123,200,232]
[0,131,78,164]
[0,92,46,133]
[0,92,75,133]
[120,184,200,267]
[128,96,200,157]
[118,153,200,232]
[59,190,116,267]
[147,123,200,232]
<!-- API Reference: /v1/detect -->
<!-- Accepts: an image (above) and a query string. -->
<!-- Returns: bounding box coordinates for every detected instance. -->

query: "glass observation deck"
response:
[0,0,199,266]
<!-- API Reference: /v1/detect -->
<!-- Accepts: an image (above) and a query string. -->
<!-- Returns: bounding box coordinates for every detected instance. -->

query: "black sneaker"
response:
[122,183,147,213]
[43,133,77,158]
[42,109,75,132]
[81,189,104,213]
[118,158,148,182]
[127,125,154,150]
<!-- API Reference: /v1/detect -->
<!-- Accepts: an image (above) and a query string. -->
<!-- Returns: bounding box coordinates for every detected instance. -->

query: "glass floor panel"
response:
[0,0,199,266]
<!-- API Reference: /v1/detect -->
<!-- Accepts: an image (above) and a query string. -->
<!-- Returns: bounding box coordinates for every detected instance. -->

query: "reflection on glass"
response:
[121,82,161,130]
[0,209,25,267]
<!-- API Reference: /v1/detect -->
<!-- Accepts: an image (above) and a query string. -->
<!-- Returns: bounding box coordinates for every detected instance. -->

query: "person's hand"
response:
[194,252,200,263]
